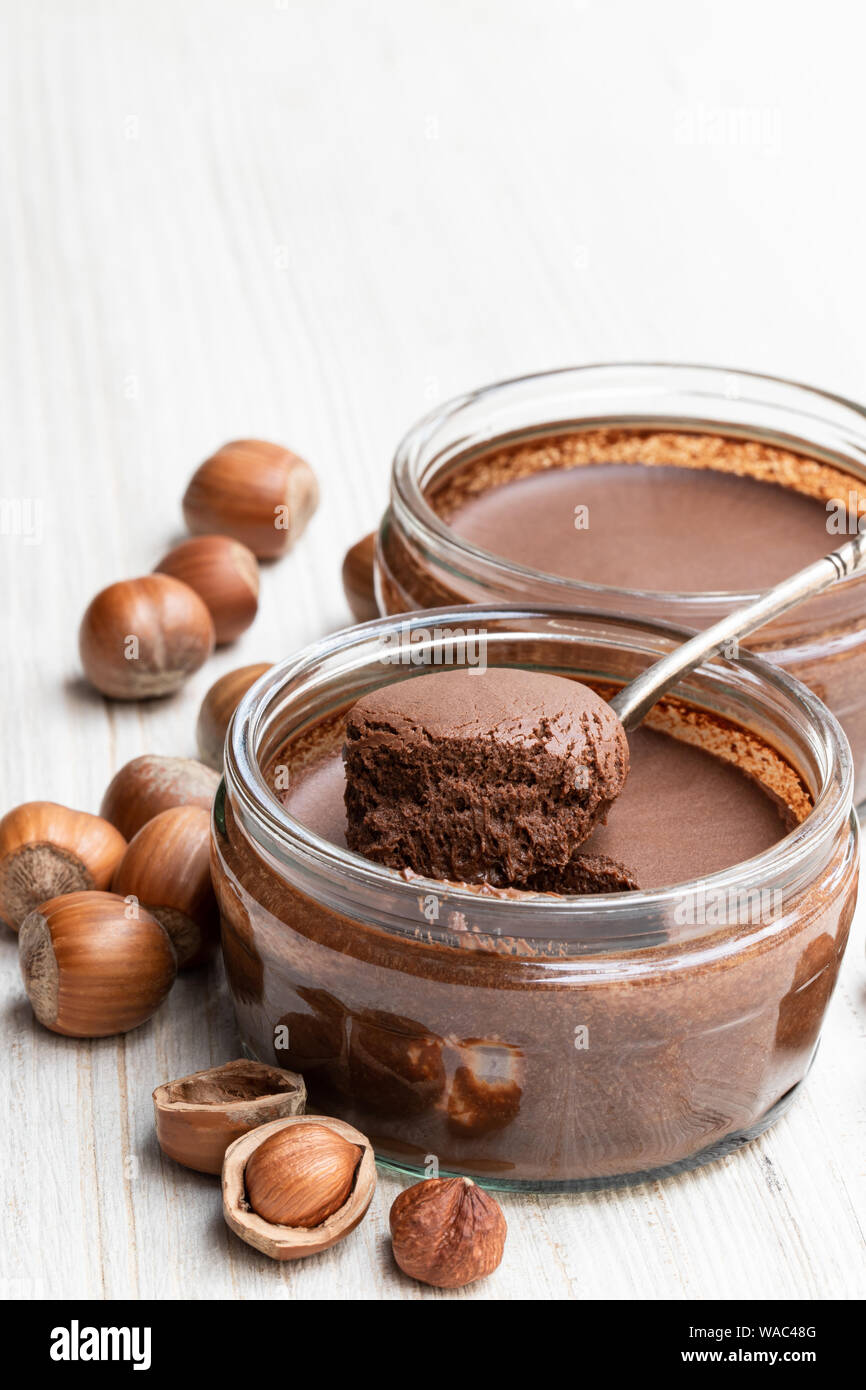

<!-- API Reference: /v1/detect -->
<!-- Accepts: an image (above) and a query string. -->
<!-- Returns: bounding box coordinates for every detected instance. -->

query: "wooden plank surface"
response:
[1,0,865,1301]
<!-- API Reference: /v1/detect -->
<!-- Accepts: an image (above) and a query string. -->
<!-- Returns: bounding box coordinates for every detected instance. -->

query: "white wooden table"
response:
[2,0,865,1301]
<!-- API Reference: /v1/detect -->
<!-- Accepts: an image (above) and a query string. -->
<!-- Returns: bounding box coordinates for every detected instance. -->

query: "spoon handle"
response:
[609,531,866,732]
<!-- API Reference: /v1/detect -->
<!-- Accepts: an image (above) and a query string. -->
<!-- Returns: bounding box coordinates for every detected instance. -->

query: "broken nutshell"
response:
[222,1115,376,1261]
[153,1059,306,1175]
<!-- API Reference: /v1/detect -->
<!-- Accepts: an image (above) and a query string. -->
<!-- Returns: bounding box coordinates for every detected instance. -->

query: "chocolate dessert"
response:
[213,613,857,1188]
[378,425,866,798]
[343,668,629,886]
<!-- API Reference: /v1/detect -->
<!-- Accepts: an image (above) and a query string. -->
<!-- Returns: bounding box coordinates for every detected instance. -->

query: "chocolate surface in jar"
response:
[378,365,866,802]
[212,609,858,1190]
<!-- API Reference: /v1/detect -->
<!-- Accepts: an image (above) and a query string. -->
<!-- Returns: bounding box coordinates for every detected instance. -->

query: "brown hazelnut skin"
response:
[182,440,319,560]
[100,755,220,842]
[244,1121,362,1228]
[341,532,378,622]
[195,663,272,771]
[19,890,177,1037]
[112,805,218,967]
[79,575,215,699]
[390,1176,507,1288]
[0,802,127,931]
[154,535,259,645]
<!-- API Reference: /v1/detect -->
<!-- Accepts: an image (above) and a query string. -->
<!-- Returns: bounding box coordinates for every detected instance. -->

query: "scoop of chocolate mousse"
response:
[343,667,631,888]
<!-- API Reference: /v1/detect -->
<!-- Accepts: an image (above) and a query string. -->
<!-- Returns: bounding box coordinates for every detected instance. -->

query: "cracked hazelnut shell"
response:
[222,1115,376,1261]
[111,805,218,967]
[390,1176,506,1288]
[153,1059,306,1174]
[100,754,220,841]
[0,802,127,931]
[19,890,176,1037]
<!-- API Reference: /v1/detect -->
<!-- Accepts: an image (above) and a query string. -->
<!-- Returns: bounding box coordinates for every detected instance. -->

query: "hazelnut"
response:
[111,805,218,967]
[0,802,127,931]
[154,535,259,645]
[196,663,272,771]
[100,754,220,841]
[390,1176,507,1288]
[446,1039,523,1136]
[341,532,378,622]
[182,440,319,560]
[153,1059,306,1175]
[79,575,215,699]
[222,1115,376,1260]
[19,890,176,1037]
[245,1121,361,1227]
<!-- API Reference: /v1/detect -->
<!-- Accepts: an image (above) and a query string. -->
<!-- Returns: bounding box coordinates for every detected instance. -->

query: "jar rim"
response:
[390,360,866,611]
[224,603,855,931]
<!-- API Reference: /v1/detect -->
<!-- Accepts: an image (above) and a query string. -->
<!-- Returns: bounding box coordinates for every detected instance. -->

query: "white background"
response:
[2,0,865,1300]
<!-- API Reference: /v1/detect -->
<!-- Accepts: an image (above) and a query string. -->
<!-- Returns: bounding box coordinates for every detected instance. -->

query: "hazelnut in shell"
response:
[19,890,177,1037]
[79,575,215,699]
[111,805,218,967]
[195,663,272,771]
[341,532,378,622]
[0,802,127,931]
[155,535,259,645]
[100,754,220,841]
[153,1060,306,1175]
[390,1176,506,1288]
[183,439,319,560]
[222,1115,376,1261]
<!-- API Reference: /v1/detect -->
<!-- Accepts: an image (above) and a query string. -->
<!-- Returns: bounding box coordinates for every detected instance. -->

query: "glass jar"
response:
[212,607,858,1192]
[377,363,866,804]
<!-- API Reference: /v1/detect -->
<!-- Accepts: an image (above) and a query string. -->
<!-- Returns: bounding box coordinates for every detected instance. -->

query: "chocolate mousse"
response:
[289,695,795,890]
[437,432,851,593]
[343,668,629,886]
[213,648,856,1186]
[378,426,866,800]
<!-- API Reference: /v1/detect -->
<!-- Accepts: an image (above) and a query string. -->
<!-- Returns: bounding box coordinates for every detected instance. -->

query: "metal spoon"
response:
[609,530,866,730]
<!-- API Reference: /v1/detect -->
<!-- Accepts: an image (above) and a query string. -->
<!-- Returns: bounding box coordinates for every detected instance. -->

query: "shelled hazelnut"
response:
[0,802,127,931]
[79,575,215,699]
[222,1115,376,1261]
[19,890,176,1037]
[100,755,220,841]
[195,663,272,771]
[153,1060,306,1175]
[155,535,259,645]
[183,440,319,560]
[112,805,218,967]
[341,532,378,622]
[390,1176,507,1288]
